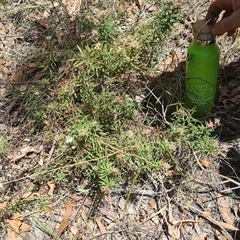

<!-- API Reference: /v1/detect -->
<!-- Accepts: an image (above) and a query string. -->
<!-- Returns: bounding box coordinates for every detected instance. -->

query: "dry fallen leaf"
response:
[22,191,33,199]
[38,184,49,196]
[12,213,24,221]
[62,0,82,17]
[158,57,173,72]
[98,207,116,221]
[20,222,32,232]
[8,145,42,162]
[95,218,106,234]
[22,183,36,199]
[149,199,157,210]
[167,224,180,239]
[54,199,72,239]
[192,233,209,240]
[70,226,78,236]
[0,25,7,35]
[0,201,8,209]
[230,84,240,97]
[200,211,238,238]
[81,209,95,235]
[200,159,212,168]
[7,219,22,240]
[136,0,143,9]
[167,202,173,224]
[166,203,180,239]
[38,156,44,166]
[215,220,239,231]
[218,85,228,97]
[6,228,22,240]
[214,229,228,240]
[28,63,38,69]
[217,194,235,225]
[47,181,55,197]
[7,219,21,231]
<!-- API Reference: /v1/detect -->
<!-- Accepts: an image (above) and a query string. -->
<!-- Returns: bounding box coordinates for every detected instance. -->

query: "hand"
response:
[206,0,240,36]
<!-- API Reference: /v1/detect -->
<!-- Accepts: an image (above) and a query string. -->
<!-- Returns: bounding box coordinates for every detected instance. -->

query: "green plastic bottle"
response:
[185,19,220,118]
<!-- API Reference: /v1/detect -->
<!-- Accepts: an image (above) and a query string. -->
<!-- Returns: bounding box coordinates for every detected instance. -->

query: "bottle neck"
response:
[193,38,216,46]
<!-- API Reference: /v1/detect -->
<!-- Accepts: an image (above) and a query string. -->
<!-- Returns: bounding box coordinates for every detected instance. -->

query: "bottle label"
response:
[187,92,214,105]
[186,83,215,105]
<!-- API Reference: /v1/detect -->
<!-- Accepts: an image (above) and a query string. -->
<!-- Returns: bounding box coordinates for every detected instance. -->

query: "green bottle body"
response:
[185,41,220,118]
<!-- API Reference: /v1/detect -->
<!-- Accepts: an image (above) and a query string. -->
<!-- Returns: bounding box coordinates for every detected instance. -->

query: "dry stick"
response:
[140,204,167,226]
[124,167,141,212]
[104,142,161,168]
[122,205,201,239]
[44,139,57,167]
[70,193,90,231]
[81,211,96,240]
[111,188,162,196]
[163,189,199,239]
[145,85,170,126]
[0,34,23,38]
[104,141,181,171]
[87,205,168,240]
[192,151,239,239]
[0,80,45,85]
[184,204,234,240]
[1,151,119,186]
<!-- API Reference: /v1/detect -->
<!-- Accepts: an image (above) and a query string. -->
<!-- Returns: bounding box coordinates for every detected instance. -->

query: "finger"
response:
[211,10,240,35]
[222,10,233,19]
[227,29,236,36]
[206,0,233,20]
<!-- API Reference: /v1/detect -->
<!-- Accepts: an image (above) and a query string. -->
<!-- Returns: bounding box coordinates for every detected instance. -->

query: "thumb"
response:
[211,11,240,35]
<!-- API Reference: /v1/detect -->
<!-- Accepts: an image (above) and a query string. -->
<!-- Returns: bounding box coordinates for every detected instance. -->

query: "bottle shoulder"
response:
[189,41,220,50]
[188,41,220,56]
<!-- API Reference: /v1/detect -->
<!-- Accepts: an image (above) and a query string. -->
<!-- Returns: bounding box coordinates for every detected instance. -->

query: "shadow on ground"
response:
[213,57,240,141]
[143,58,185,126]
[213,58,240,197]
[145,56,240,196]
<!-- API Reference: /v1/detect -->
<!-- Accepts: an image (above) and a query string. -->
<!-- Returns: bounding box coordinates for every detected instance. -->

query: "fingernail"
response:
[211,27,218,36]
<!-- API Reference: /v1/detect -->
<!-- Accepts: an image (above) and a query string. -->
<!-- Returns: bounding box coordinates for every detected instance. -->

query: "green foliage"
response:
[31,217,56,238]
[74,43,138,77]
[52,169,69,183]
[168,107,219,156]
[24,86,46,125]
[73,74,136,128]
[98,15,117,43]
[8,195,48,214]
[34,196,49,212]
[74,126,165,189]
[51,79,167,188]
[118,129,164,169]
[0,137,8,155]
[155,0,184,33]
[89,158,121,189]
[135,0,184,65]
[9,0,219,192]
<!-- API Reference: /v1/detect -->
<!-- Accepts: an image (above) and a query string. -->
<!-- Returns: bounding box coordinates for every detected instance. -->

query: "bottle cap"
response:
[193,19,214,41]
